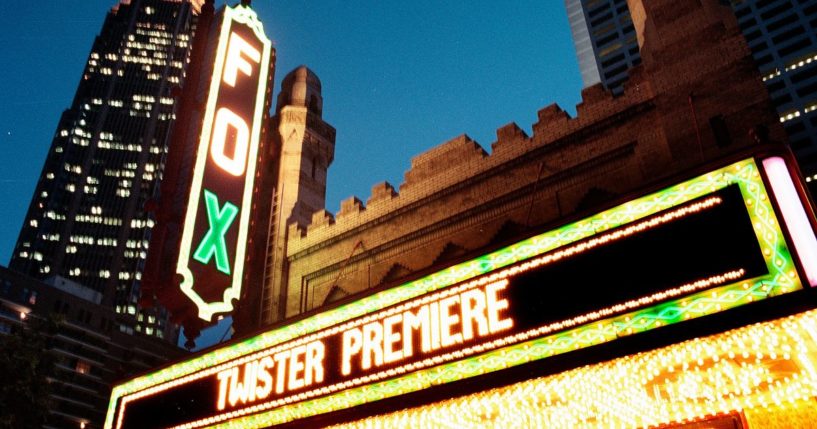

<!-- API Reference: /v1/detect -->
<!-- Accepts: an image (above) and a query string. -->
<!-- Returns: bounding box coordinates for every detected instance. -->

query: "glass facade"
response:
[563,0,641,94]
[10,0,199,341]
[732,0,817,191]
[565,0,817,194]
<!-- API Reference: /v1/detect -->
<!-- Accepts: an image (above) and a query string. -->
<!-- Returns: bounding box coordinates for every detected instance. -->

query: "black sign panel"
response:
[175,4,272,322]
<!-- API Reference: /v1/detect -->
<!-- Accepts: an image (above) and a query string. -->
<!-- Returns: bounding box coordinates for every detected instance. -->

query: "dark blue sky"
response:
[0,0,583,266]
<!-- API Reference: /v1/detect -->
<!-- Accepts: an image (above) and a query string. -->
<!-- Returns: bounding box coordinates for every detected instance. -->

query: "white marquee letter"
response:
[223,32,261,87]
[211,107,249,176]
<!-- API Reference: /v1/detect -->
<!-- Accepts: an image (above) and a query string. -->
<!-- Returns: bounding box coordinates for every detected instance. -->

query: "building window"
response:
[75,360,91,375]
[311,157,318,179]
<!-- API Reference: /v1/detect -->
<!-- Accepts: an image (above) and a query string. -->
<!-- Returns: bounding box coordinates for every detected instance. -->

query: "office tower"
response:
[9,0,203,340]
[565,0,641,93]
[565,0,817,194]
[731,0,817,193]
[0,266,184,428]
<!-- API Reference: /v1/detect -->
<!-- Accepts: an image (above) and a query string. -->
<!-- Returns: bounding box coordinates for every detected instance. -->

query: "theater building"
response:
[105,0,817,427]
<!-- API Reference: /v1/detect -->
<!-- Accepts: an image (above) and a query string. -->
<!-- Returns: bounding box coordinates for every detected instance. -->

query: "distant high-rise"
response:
[731,0,817,193]
[564,0,641,94]
[9,0,202,341]
[565,0,817,193]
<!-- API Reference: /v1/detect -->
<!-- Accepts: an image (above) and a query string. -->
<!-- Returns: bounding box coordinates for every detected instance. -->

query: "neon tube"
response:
[763,157,817,286]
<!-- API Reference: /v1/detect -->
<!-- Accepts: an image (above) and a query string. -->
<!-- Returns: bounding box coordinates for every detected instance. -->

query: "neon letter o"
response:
[210,107,249,177]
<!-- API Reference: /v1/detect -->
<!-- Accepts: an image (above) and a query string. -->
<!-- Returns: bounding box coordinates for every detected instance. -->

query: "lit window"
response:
[75,360,91,375]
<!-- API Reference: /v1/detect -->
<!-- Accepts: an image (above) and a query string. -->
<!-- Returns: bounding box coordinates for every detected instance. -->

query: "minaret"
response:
[274,67,335,228]
[235,66,336,330]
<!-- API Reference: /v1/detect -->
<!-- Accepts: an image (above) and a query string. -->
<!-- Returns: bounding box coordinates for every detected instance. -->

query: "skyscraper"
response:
[9,0,203,340]
[732,0,817,194]
[565,0,817,194]
[565,0,641,94]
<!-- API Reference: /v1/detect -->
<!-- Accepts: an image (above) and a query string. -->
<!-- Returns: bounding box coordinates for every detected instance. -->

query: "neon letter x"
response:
[193,190,238,275]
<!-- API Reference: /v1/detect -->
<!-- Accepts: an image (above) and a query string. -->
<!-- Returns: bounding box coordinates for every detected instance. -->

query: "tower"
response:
[729,0,817,194]
[235,66,336,331]
[9,0,201,341]
[564,0,641,94]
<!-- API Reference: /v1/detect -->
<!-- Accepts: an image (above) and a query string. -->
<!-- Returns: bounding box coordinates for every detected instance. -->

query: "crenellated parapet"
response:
[338,196,365,219]
[401,134,488,190]
[287,68,659,254]
[286,83,654,256]
[307,209,334,231]
[274,0,787,321]
[490,122,529,154]
[367,181,398,208]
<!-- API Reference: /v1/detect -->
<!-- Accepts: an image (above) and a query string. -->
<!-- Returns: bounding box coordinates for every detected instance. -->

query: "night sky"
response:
[0,1,583,267]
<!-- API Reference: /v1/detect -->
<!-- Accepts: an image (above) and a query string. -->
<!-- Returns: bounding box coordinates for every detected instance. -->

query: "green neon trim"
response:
[193,190,238,275]
[106,4,273,426]
[105,158,804,429]
[204,280,786,429]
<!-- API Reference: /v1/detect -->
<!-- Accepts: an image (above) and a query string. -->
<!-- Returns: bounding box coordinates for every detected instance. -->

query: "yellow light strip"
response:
[332,310,817,429]
[105,158,806,429]
[762,51,817,82]
[115,196,734,429]
[167,270,746,429]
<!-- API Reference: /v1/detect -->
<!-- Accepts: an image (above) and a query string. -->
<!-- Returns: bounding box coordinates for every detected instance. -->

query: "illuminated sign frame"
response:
[106,156,817,429]
[176,5,272,322]
[332,310,817,428]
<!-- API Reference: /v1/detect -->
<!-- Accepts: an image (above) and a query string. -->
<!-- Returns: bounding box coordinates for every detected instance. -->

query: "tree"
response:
[0,314,61,429]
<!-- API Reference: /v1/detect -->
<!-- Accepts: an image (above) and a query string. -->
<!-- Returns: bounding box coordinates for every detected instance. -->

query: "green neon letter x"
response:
[193,190,239,275]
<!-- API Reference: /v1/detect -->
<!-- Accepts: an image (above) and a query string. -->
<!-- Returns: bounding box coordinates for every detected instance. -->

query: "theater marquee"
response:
[176,4,272,322]
[105,155,817,429]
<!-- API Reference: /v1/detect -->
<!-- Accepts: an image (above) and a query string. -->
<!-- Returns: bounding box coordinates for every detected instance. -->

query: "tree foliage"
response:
[0,315,61,429]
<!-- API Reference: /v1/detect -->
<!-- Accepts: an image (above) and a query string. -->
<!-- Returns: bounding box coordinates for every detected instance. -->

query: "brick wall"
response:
[268,0,786,320]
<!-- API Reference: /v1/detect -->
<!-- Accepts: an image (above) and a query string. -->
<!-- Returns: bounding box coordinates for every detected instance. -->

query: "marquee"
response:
[105,154,817,429]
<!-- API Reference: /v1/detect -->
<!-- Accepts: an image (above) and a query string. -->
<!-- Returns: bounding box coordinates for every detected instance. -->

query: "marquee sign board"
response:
[176,5,272,322]
[105,155,817,429]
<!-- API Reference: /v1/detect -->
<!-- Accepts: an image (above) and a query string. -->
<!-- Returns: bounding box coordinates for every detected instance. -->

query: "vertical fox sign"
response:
[177,4,272,322]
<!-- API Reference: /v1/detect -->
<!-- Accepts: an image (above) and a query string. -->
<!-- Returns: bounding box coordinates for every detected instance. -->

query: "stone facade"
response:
[235,66,337,330]
[241,0,786,328]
